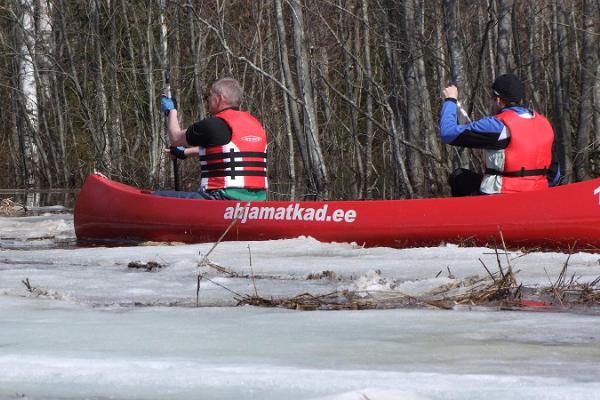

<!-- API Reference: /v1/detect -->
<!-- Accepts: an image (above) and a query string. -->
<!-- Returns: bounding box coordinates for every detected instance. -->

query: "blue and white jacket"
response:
[440,99,560,188]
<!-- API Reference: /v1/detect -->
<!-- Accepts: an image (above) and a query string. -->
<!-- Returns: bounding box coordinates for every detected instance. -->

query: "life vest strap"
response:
[201,170,268,178]
[202,161,267,171]
[200,151,267,162]
[485,167,548,177]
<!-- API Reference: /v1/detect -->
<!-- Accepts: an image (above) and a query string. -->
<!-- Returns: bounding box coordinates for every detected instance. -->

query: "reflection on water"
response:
[0,189,79,209]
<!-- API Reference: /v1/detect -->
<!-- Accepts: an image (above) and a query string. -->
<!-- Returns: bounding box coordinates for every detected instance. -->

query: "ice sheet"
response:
[1,214,600,399]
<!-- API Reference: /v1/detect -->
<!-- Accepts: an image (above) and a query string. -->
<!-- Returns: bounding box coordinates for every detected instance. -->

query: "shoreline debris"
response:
[127,261,164,272]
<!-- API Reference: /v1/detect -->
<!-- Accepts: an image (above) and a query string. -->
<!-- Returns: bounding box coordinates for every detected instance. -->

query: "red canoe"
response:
[74,173,600,251]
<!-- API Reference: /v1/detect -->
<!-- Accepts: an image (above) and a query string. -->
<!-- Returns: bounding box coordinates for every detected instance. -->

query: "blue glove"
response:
[160,95,177,115]
[169,146,187,159]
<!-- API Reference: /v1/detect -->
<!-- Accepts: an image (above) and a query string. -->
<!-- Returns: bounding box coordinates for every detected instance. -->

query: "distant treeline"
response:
[1,0,598,200]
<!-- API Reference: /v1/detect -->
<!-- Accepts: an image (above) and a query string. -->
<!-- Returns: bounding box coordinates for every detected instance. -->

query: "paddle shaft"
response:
[456,100,472,123]
[160,0,179,191]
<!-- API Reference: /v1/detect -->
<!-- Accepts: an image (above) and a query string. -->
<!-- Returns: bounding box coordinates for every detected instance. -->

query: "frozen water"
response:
[2,300,600,400]
[1,214,600,399]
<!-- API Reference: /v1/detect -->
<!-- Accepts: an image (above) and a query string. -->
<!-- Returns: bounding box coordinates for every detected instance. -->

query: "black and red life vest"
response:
[481,109,553,194]
[199,109,268,191]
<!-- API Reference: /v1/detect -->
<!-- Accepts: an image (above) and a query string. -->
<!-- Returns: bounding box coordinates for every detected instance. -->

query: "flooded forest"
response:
[0,0,598,200]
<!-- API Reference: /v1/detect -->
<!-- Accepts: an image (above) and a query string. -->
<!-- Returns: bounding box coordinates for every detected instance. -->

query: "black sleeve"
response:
[185,117,232,147]
[450,131,510,150]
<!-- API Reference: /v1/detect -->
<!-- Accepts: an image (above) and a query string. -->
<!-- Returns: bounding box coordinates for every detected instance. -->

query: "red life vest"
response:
[199,109,268,191]
[487,109,553,193]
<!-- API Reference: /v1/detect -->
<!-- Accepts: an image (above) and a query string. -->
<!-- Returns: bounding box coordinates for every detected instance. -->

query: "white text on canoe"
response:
[223,203,357,224]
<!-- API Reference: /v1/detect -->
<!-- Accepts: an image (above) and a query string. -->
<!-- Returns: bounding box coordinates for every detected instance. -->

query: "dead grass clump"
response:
[418,267,521,310]
[236,290,377,311]
[238,244,600,312]
[0,198,24,216]
[578,276,600,304]
[192,226,600,311]
[539,255,600,306]
[199,254,600,311]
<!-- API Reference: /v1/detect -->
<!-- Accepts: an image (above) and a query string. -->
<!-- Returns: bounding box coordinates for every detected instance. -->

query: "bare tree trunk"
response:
[36,0,59,186]
[25,0,55,188]
[56,0,88,184]
[93,0,111,173]
[415,0,442,195]
[145,7,161,186]
[318,46,333,129]
[52,67,69,185]
[574,0,597,181]
[496,0,513,74]
[108,0,123,180]
[487,0,496,80]
[552,0,573,182]
[120,0,143,159]
[189,0,207,115]
[280,65,296,201]
[289,0,328,199]
[358,0,374,198]
[337,1,364,198]
[41,0,69,186]
[511,1,522,76]
[381,0,413,198]
[400,0,425,196]
[443,0,469,95]
[434,5,446,94]
[16,0,40,189]
[159,0,170,189]
[443,0,469,169]
[8,89,20,187]
[527,4,543,111]
[274,0,305,196]
[8,7,27,187]
[594,63,600,152]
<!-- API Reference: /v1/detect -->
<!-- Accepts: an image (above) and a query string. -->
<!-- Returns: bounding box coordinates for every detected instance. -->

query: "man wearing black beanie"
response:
[439,74,560,196]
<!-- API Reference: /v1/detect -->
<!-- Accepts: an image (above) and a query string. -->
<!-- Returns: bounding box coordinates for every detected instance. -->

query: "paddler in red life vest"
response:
[155,77,268,201]
[440,73,560,196]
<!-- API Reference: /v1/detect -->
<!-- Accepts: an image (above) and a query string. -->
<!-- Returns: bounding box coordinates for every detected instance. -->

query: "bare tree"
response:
[0,0,597,197]
[573,0,598,181]
[92,0,111,173]
[379,0,414,198]
[274,0,304,199]
[400,0,426,195]
[15,0,40,189]
[552,0,574,181]
[360,0,375,198]
[289,0,328,199]
[442,0,470,169]
[495,0,513,75]
[594,63,600,154]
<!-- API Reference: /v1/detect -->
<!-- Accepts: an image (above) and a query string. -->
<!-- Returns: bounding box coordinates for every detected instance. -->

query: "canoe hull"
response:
[74,174,600,251]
